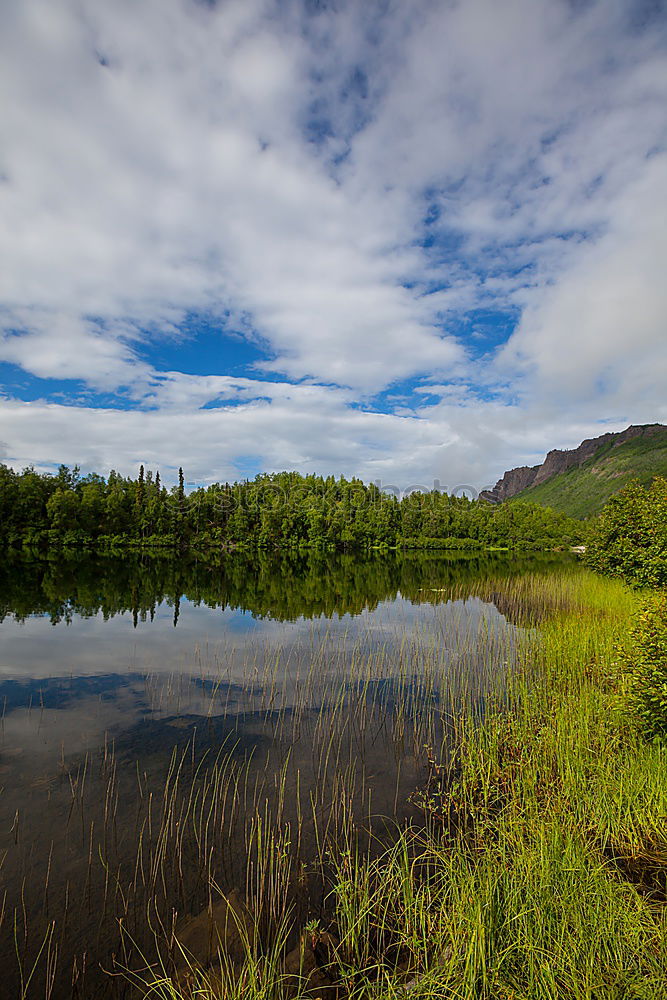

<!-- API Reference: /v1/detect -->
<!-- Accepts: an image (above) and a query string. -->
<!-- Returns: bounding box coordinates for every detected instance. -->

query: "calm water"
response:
[0,551,572,998]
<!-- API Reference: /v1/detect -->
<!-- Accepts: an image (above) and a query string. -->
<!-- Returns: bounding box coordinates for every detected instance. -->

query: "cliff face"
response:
[480,465,540,503]
[481,424,664,503]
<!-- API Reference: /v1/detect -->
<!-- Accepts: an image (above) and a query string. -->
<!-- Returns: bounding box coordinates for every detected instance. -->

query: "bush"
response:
[625,595,667,740]
[585,477,667,587]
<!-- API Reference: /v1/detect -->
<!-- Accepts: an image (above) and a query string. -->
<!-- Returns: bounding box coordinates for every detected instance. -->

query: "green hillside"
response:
[511,427,667,518]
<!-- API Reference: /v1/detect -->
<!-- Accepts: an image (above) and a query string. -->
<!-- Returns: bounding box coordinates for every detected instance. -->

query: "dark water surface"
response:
[0,551,572,998]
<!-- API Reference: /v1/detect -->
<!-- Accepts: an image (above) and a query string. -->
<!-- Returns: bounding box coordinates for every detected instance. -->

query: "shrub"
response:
[625,595,667,740]
[585,477,667,587]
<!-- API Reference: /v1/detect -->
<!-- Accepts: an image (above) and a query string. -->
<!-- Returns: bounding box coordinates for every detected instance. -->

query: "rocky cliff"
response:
[481,424,665,503]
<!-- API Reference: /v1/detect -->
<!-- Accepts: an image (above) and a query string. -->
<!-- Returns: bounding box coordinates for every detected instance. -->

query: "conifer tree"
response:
[174,467,187,548]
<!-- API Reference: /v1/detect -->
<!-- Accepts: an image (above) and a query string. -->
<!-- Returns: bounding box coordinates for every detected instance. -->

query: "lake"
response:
[0,550,573,998]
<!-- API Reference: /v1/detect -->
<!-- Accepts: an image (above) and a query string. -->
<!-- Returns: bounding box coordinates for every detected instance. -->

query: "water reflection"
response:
[0,551,570,998]
[0,549,564,681]
[0,548,567,626]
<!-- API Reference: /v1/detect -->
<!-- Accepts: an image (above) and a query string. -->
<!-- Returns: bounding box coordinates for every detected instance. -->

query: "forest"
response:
[0,463,582,553]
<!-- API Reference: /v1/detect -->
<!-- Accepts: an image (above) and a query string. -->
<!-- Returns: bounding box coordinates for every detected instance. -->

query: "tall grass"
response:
[330,569,667,999]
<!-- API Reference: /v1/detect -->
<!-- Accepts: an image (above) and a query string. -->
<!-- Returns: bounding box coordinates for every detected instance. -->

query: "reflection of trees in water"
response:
[0,550,572,626]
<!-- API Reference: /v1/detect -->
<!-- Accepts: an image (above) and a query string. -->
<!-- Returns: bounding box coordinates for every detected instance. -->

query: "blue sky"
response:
[0,0,666,491]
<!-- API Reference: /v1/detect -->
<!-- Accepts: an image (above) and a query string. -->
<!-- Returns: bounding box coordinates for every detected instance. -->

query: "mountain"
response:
[480,424,667,518]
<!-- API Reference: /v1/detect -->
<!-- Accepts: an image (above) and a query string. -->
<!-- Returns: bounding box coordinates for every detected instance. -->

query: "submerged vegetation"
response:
[0,464,581,554]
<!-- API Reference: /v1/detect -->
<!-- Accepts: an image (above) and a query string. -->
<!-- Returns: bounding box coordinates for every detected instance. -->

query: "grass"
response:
[429,573,667,997]
[2,565,666,998]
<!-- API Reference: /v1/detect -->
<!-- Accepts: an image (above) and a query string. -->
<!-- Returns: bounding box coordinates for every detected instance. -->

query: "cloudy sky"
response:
[1,0,666,491]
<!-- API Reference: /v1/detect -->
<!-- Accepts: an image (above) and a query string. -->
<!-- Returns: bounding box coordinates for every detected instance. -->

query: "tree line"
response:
[0,464,582,554]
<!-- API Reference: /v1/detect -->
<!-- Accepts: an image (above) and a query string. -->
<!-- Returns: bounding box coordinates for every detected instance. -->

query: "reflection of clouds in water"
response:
[1,688,142,761]
[0,672,260,765]
[0,594,517,682]
[0,595,522,769]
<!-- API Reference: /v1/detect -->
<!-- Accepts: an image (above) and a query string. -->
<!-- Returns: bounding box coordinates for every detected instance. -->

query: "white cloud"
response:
[0,385,652,497]
[0,0,665,481]
[0,310,153,390]
[0,0,463,394]
[497,152,667,411]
